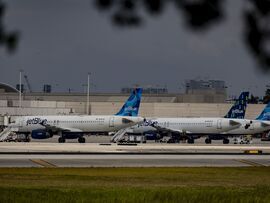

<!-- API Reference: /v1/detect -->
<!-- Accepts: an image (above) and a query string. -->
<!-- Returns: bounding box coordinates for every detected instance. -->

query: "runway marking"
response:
[30,159,57,168]
[234,159,266,167]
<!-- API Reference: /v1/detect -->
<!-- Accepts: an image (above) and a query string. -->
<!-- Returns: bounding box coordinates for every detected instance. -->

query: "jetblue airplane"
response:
[153,93,270,144]
[147,117,241,143]
[127,92,250,144]
[6,88,143,143]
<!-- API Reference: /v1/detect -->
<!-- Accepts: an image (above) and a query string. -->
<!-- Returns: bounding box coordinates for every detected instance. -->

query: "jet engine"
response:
[31,129,52,139]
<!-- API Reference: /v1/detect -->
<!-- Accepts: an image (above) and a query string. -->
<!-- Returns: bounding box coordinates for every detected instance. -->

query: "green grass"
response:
[0,167,270,202]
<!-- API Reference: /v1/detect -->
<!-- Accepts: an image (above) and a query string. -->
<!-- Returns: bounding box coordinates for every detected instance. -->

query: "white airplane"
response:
[146,117,242,143]
[124,92,251,144]
[144,94,270,144]
[7,88,144,143]
[13,115,144,143]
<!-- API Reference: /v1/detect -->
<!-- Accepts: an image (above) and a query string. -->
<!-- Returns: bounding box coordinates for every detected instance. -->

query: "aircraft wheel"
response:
[25,134,31,142]
[78,137,86,143]
[205,138,211,144]
[187,138,194,144]
[223,138,229,144]
[58,137,66,143]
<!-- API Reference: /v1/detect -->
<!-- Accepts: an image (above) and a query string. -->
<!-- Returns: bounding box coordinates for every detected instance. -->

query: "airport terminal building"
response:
[0,81,265,120]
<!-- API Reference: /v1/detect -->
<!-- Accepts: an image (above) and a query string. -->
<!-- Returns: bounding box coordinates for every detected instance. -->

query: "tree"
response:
[263,89,270,104]
[249,94,259,104]
[0,0,19,53]
[95,0,270,71]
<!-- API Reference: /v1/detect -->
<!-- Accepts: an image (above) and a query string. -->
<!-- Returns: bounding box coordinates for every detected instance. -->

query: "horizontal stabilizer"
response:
[122,118,134,124]
[229,120,241,126]
[261,121,270,127]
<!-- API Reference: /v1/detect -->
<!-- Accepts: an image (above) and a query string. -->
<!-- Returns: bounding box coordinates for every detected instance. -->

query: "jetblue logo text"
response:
[26,118,47,126]
[232,109,244,114]
[140,120,158,127]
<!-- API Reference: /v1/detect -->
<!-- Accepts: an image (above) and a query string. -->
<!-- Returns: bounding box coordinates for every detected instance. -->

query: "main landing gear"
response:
[205,137,230,144]
[187,138,194,144]
[205,138,212,144]
[78,137,86,143]
[58,137,66,143]
[58,137,86,143]
[223,138,230,144]
[24,134,31,142]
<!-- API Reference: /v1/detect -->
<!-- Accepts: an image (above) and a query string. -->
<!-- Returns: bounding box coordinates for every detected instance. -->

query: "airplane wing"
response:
[150,124,192,134]
[40,122,83,132]
[228,119,242,127]
[150,119,241,134]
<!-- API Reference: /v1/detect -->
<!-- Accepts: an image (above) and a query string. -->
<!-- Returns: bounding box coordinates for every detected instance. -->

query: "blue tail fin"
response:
[256,102,270,121]
[115,88,142,116]
[224,91,249,119]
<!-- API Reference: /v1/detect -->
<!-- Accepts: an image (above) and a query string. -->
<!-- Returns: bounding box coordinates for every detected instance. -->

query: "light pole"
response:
[19,69,23,109]
[87,72,91,115]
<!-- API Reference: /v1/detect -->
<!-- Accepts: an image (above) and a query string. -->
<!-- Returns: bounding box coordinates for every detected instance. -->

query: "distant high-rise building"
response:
[185,80,227,95]
[182,79,227,103]
[121,86,168,94]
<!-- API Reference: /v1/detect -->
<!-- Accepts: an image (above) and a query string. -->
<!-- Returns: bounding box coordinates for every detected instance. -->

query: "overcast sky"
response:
[0,0,269,97]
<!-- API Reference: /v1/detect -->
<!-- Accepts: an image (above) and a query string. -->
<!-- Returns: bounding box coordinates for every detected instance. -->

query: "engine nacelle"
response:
[31,129,51,139]
[62,132,83,139]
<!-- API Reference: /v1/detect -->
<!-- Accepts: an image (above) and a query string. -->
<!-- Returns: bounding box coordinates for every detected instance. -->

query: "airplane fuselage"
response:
[131,117,241,135]
[14,115,144,134]
[153,117,241,134]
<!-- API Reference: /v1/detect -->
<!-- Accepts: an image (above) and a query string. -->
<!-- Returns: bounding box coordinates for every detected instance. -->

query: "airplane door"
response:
[165,122,169,128]
[19,118,23,128]
[217,119,222,129]
[15,118,24,131]
[249,123,254,130]
[109,117,114,128]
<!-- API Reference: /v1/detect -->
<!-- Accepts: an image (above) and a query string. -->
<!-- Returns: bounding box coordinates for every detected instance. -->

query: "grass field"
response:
[0,167,270,202]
